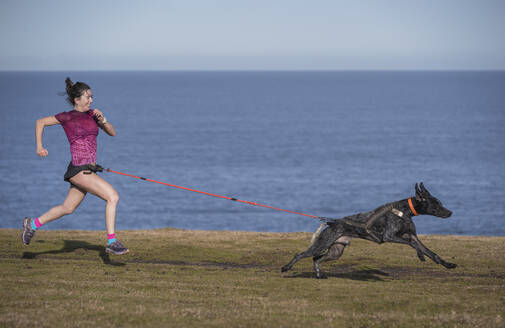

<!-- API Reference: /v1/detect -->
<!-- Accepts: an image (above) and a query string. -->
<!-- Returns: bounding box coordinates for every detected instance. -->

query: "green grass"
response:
[1,228,504,327]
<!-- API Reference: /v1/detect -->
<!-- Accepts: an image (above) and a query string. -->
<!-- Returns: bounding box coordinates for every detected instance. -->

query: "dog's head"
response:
[414,183,452,218]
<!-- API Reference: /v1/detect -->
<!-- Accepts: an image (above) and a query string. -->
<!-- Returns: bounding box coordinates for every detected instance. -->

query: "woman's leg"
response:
[38,186,87,225]
[69,171,119,235]
[22,186,87,245]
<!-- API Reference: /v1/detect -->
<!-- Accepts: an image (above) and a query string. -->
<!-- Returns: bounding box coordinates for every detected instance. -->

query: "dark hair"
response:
[64,77,91,106]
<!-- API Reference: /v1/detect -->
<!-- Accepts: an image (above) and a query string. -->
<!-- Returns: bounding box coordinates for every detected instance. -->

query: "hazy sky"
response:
[1,0,504,70]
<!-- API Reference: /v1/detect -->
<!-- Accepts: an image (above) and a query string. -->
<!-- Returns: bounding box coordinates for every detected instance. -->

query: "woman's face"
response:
[74,89,93,111]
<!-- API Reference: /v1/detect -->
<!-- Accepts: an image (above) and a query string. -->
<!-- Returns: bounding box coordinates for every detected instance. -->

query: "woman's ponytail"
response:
[65,77,74,96]
[64,77,91,106]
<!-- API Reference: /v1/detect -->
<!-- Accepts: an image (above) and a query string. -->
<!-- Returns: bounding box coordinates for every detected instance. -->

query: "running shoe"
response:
[105,240,129,255]
[22,217,36,245]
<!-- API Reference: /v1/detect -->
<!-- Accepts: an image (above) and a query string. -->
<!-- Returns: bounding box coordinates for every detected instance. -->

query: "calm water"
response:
[1,71,504,235]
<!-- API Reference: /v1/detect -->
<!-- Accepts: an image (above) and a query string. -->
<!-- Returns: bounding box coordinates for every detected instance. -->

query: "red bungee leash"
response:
[106,168,319,219]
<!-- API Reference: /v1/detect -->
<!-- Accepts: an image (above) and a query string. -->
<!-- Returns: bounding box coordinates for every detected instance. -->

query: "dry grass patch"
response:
[1,228,504,327]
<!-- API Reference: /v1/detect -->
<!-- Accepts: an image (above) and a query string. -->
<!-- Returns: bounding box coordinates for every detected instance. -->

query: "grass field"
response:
[1,228,504,327]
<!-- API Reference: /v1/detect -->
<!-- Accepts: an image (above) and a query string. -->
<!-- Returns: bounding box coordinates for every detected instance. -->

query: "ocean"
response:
[1,71,504,235]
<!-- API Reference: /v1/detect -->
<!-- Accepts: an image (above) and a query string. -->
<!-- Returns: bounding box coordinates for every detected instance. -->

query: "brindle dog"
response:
[281,183,457,279]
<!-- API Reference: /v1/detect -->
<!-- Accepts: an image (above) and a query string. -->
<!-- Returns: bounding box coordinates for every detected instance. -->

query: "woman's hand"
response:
[37,147,49,157]
[35,116,59,157]
[93,108,116,136]
[93,108,107,124]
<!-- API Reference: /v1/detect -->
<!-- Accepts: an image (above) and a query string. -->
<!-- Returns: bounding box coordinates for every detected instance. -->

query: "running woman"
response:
[22,77,128,255]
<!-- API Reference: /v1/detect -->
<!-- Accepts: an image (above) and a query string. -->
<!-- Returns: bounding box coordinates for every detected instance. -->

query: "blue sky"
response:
[1,0,504,70]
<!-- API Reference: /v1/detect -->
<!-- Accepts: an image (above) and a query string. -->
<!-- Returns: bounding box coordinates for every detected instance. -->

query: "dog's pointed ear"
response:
[415,183,423,200]
[420,182,432,197]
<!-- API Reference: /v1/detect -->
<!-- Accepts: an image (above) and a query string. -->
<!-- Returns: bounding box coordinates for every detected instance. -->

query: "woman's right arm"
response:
[35,116,60,157]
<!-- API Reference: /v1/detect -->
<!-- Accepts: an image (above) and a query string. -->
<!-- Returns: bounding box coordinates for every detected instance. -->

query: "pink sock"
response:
[34,217,42,228]
[107,234,116,244]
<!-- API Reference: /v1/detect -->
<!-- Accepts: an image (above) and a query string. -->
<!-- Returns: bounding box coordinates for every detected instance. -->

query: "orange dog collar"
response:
[408,197,419,216]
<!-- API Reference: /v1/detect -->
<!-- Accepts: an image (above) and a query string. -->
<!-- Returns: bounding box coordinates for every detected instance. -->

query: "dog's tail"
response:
[310,222,327,246]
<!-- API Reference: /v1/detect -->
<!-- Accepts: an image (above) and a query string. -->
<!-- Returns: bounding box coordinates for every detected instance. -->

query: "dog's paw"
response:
[444,262,457,269]
[281,266,290,273]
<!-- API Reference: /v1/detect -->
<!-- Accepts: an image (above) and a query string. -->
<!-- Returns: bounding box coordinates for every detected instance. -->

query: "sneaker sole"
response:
[22,218,31,246]
[105,248,130,255]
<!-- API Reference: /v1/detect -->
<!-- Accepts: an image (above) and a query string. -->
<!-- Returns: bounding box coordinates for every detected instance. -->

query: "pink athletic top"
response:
[55,109,99,166]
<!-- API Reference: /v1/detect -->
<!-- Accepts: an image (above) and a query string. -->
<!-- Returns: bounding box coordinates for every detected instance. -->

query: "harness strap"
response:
[391,208,404,217]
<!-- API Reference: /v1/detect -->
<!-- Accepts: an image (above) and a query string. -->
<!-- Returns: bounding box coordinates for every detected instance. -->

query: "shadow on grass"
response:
[285,268,389,281]
[21,240,125,266]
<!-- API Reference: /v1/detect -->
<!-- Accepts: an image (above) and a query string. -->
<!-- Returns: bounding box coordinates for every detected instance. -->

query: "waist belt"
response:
[83,164,104,174]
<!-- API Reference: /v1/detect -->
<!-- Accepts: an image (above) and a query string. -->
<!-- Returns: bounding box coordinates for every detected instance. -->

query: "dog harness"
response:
[324,198,419,243]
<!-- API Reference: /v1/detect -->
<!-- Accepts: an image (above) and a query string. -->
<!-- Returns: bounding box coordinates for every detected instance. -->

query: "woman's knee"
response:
[107,190,120,204]
[60,204,76,215]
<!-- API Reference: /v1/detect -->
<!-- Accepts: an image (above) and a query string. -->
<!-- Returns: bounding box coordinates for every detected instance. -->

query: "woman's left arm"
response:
[93,109,116,136]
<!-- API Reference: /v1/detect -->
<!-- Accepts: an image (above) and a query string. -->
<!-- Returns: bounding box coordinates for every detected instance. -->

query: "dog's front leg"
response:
[386,233,426,261]
[382,231,412,245]
[410,235,457,269]
[414,247,426,262]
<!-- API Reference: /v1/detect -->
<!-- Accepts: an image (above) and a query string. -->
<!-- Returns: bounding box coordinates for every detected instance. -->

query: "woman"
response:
[22,77,128,255]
